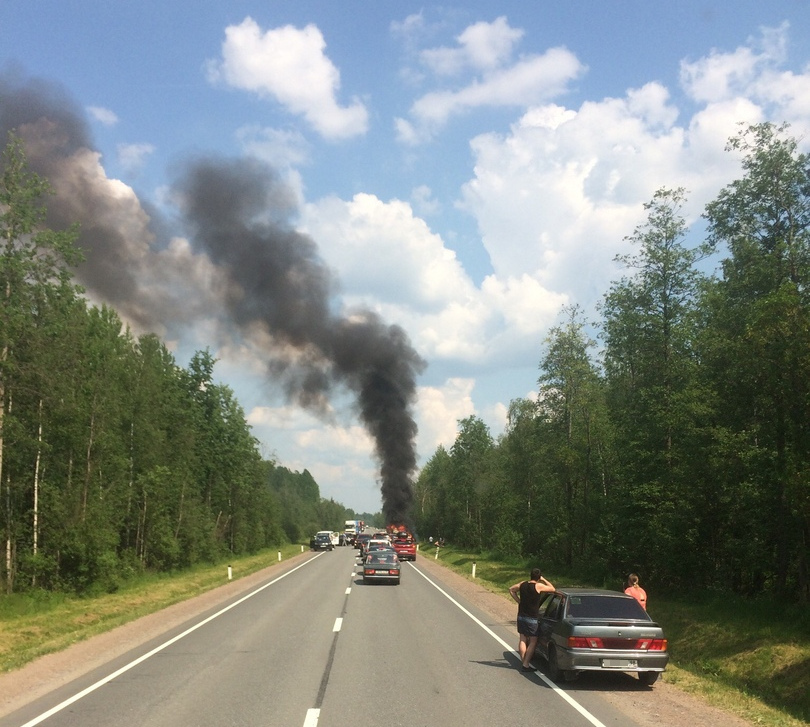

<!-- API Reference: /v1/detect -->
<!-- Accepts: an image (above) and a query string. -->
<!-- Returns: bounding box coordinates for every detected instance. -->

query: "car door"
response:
[537,593,564,653]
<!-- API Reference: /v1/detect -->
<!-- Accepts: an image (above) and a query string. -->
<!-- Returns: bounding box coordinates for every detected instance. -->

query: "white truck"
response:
[344,519,362,545]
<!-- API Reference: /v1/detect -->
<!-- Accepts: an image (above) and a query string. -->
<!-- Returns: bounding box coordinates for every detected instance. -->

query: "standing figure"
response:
[509,568,555,671]
[625,573,647,610]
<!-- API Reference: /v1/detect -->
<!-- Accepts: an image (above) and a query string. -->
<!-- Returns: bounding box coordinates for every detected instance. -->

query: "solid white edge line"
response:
[408,563,609,727]
[303,707,320,727]
[333,617,343,632]
[18,554,324,727]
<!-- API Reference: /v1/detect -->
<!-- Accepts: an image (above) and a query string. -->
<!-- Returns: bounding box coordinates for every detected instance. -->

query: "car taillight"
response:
[391,569,400,575]
[568,637,604,648]
[365,569,375,574]
[645,639,667,651]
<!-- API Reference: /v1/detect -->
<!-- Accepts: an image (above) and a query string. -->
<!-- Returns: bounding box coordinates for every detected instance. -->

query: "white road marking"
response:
[345,587,352,594]
[409,563,609,727]
[303,707,320,726]
[333,617,343,632]
[17,556,323,727]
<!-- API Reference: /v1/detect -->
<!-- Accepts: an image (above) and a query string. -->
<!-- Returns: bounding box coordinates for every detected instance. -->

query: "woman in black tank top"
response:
[509,568,555,671]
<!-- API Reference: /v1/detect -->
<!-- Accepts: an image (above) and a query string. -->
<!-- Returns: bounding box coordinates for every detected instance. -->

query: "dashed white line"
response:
[303,707,320,726]
[333,617,343,632]
[345,587,352,594]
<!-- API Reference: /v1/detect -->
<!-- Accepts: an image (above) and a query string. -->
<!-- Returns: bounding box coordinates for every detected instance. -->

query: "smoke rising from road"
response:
[0,71,424,523]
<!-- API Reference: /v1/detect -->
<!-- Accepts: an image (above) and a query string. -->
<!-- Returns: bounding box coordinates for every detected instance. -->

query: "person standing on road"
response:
[509,568,555,672]
[625,573,647,610]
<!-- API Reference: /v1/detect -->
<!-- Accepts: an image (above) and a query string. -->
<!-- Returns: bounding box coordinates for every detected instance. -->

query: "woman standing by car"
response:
[625,573,647,609]
[509,568,555,671]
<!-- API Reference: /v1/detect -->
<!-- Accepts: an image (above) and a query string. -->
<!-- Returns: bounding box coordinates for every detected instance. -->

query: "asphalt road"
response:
[1,548,644,727]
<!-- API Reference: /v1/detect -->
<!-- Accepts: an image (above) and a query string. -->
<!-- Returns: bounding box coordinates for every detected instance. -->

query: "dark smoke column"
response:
[177,158,425,524]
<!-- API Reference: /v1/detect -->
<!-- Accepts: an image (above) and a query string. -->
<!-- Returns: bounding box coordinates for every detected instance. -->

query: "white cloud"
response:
[208,17,368,140]
[415,378,476,453]
[116,142,155,173]
[420,16,523,76]
[87,106,118,126]
[409,47,584,132]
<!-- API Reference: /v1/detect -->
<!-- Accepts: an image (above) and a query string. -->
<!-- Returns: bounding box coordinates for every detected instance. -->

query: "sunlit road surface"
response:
[1,548,642,727]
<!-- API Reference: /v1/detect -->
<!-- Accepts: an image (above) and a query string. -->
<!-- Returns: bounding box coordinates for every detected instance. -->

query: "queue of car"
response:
[355,530,408,585]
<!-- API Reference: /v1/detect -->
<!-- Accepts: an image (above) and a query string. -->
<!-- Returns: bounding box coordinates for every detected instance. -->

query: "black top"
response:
[518,581,543,618]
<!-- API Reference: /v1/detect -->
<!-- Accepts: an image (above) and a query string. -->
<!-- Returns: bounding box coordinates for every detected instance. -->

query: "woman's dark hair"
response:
[530,568,542,581]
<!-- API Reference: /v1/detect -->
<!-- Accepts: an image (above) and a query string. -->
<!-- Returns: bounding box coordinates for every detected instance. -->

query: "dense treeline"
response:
[0,134,358,595]
[414,123,810,603]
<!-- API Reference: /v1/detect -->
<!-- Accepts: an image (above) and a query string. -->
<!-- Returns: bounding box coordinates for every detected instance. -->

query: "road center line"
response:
[408,563,609,727]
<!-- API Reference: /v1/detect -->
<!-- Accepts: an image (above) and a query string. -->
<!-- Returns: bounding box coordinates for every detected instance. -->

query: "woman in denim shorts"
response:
[509,568,555,671]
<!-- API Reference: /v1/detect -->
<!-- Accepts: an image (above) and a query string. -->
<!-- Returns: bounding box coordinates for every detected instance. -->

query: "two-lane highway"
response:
[2,548,643,727]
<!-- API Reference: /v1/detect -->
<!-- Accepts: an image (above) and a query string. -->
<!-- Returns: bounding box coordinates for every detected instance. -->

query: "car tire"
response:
[638,671,659,686]
[546,646,562,682]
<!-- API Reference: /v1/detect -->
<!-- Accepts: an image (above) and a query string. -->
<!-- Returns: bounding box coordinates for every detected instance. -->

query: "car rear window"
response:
[565,595,650,620]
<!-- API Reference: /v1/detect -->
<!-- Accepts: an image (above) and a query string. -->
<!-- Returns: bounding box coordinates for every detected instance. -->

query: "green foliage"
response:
[0,136,352,595]
[418,124,810,604]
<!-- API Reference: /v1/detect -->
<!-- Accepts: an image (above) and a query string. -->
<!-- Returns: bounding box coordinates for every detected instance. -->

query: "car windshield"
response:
[565,595,650,620]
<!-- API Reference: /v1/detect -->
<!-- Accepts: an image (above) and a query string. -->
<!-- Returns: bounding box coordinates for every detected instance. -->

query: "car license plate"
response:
[377,570,389,574]
[601,659,637,668]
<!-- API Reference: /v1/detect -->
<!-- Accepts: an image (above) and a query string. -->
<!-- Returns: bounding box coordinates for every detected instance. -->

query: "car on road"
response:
[362,551,401,585]
[310,532,335,551]
[392,537,416,561]
[360,538,391,559]
[536,588,668,685]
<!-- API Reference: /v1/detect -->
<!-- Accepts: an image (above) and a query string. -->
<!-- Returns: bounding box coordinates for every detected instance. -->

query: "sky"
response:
[2,1,810,514]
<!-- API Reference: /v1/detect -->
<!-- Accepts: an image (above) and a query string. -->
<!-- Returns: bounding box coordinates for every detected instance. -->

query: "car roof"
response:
[554,588,632,597]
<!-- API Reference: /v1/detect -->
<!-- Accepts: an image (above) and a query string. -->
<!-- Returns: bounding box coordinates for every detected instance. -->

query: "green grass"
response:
[430,547,810,727]
[0,543,306,673]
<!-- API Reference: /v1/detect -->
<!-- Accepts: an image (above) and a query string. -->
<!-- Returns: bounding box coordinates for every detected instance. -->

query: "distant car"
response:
[362,539,391,559]
[536,588,668,685]
[355,533,372,551]
[362,551,401,585]
[392,538,416,561]
[310,533,334,551]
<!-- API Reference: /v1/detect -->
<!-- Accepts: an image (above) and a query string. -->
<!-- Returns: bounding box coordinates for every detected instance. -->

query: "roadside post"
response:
[472,561,477,579]
[227,565,232,581]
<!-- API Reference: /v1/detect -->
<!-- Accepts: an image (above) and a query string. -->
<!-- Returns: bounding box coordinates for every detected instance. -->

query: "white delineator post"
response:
[472,561,477,579]
[278,551,282,562]
[227,565,232,581]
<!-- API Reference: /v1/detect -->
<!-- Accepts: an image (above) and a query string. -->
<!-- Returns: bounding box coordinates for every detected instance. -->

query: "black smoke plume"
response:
[0,71,425,523]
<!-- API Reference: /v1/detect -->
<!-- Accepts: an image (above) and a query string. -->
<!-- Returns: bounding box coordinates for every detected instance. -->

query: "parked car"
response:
[310,532,334,551]
[536,588,668,685]
[362,551,401,585]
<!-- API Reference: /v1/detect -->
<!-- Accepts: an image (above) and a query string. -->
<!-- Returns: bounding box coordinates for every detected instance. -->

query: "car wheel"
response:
[546,646,562,682]
[638,671,659,686]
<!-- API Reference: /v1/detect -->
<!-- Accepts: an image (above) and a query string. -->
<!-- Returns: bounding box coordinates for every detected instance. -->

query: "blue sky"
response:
[3,1,810,513]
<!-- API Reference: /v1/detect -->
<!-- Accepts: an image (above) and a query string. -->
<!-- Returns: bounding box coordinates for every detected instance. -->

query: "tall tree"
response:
[702,123,810,599]
[538,306,609,569]
[600,188,710,585]
[0,133,82,592]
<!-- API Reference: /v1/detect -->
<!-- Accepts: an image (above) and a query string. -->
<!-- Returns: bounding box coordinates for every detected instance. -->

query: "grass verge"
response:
[430,547,809,727]
[0,543,306,674]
